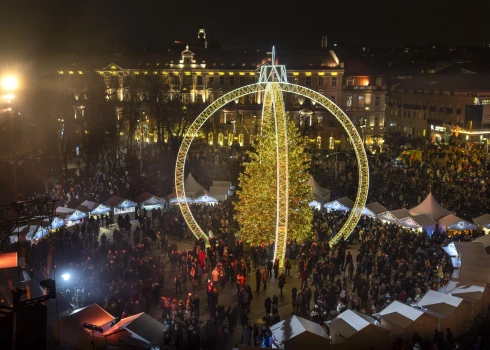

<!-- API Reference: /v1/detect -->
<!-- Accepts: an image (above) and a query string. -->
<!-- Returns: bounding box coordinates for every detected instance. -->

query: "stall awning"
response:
[438,214,477,230]
[409,192,455,220]
[473,213,490,228]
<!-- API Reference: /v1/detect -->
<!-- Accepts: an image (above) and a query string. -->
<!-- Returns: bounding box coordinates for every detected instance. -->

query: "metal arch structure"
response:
[175,82,369,251]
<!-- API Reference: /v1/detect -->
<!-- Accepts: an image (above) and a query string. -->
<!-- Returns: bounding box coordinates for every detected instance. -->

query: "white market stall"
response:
[473,213,490,230]
[104,196,137,219]
[409,192,455,220]
[438,214,477,232]
[397,213,437,235]
[56,206,87,227]
[168,192,194,205]
[378,301,437,342]
[209,186,229,201]
[327,310,391,350]
[377,208,412,224]
[168,173,209,205]
[325,197,354,212]
[193,193,219,205]
[77,200,112,217]
[416,290,472,337]
[271,315,331,350]
[9,225,49,244]
[363,202,387,217]
[442,281,490,318]
[134,192,165,210]
[308,176,331,210]
[102,312,166,348]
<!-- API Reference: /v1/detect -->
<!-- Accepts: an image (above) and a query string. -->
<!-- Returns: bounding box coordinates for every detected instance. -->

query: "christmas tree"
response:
[235,113,313,245]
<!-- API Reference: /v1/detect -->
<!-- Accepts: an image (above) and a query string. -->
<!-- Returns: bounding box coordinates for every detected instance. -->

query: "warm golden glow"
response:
[249,72,255,76]
[58,71,64,74]
[208,72,214,75]
[293,72,299,76]
[331,72,338,76]
[239,72,245,76]
[218,72,225,75]
[305,72,312,76]
[2,76,18,91]
[318,72,325,76]
[184,71,191,76]
[228,72,234,75]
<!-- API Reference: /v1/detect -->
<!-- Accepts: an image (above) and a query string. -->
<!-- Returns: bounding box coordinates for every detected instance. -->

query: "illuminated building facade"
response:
[386,73,490,142]
[55,28,388,151]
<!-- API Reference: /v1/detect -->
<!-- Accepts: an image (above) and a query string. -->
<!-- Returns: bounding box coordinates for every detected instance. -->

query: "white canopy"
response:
[417,290,463,317]
[308,176,330,200]
[473,234,490,248]
[184,173,207,195]
[473,213,490,228]
[209,186,229,201]
[378,301,424,329]
[409,192,455,220]
[363,202,388,216]
[453,242,490,284]
[325,197,354,211]
[103,312,166,346]
[193,193,219,204]
[438,214,477,231]
[77,200,111,215]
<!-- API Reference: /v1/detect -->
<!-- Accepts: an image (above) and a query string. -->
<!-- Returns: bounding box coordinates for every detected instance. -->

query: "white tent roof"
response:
[308,176,330,199]
[270,315,330,345]
[103,312,166,345]
[473,234,490,248]
[411,214,437,227]
[184,173,207,194]
[438,214,477,230]
[417,290,463,317]
[444,282,487,301]
[453,242,490,284]
[378,301,424,328]
[409,192,455,220]
[325,197,354,210]
[365,202,388,215]
[390,208,412,219]
[473,213,490,228]
[209,185,229,201]
[60,303,114,328]
[328,310,384,339]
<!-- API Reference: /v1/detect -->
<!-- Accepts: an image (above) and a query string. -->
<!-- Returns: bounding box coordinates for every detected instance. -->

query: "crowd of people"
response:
[3,140,490,350]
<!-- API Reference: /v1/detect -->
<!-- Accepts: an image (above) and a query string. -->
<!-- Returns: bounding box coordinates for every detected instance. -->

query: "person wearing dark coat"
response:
[264,297,272,314]
[256,269,262,292]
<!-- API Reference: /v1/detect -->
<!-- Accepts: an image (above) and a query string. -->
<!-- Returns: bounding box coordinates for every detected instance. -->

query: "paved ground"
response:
[141,235,358,348]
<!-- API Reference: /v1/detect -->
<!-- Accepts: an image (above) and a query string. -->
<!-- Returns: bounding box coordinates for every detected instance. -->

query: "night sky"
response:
[1,0,490,57]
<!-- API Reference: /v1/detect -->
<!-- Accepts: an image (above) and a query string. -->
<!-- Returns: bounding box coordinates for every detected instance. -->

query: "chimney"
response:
[321,36,328,49]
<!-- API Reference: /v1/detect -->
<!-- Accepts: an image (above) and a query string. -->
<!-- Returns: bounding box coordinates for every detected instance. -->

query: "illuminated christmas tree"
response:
[235,114,313,245]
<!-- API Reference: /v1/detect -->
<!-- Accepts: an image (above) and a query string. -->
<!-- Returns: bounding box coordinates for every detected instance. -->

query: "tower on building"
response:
[198,25,207,49]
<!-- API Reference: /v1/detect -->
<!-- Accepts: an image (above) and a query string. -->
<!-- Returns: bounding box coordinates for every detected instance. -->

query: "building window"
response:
[329,137,334,149]
[208,132,214,145]
[346,96,352,109]
[249,94,256,104]
[239,77,245,85]
[440,104,444,112]
[332,77,337,86]
[219,76,224,85]
[208,77,214,85]
[219,114,226,124]
[197,76,203,85]
[228,132,233,146]
[316,136,322,149]
[238,134,244,146]
[230,77,235,86]
[375,96,380,107]
[330,95,336,103]
[250,76,255,83]
[318,77,324,86]
[404,110,407,118]
[305,77,311,86]
[358,96,365,108]
[317,116,323,125]
[218,133,224,146]
[376,78,382,87]
[303,136,309,147]
[346,79,353,86]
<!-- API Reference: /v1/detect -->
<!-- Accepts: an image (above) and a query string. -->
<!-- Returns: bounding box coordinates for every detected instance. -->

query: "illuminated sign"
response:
[114,206,135,215]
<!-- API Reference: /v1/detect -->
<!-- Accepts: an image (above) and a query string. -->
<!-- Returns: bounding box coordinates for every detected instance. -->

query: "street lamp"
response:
[2,76,18,91]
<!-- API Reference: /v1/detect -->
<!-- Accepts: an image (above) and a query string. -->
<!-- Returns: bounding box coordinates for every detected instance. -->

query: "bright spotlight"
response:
[62,273,70,281]
[2,76,18,91]
[3,93,15,100]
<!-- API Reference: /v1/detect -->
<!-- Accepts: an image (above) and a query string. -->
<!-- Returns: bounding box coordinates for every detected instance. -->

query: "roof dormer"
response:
[180,45,196,64]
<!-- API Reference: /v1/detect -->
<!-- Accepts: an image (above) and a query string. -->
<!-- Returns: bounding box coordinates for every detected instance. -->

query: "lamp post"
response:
[2,75,19,201]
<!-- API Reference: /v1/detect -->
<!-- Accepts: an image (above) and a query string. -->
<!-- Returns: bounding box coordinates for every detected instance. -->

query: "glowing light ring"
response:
[175,82,369,246]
